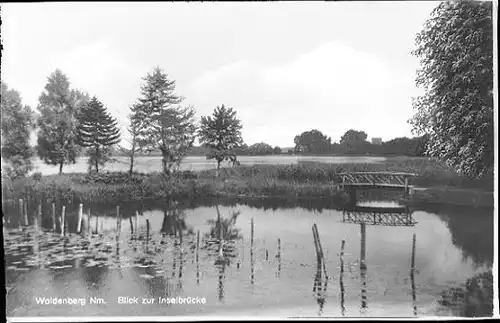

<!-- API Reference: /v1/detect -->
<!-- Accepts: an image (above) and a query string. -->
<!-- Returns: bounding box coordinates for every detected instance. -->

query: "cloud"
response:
[190,41,418,147]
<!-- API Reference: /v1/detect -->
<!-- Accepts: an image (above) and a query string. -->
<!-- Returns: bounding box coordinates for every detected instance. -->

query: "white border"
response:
[3,1,499,321]
[492,0,499,318]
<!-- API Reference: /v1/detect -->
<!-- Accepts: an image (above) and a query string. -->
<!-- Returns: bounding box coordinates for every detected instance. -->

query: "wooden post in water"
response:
[250,217,255,285]
[340,240,346,316]
[277,238,281,258]
[36,204,42,232]
[196,230,200,285]
[410,233,417,316]
[146,218,150,251]
[312,223,328,278]
[116,205,121,242]
[135,211,139,235]
[216,205,223,257]
[18,199,24,227]
[24,198,29,226]
[340,240,345,272]
[51,203,56,231]
[87,208,91,235]
[411,233,416,271]
[250,217,254,247]
[95,212,99,234]
[77,203,83,234]
[129,217,134,236]
[312,224,322,264]
[360,222,366,270]
[61,206,66,237]
[276,238,282,277]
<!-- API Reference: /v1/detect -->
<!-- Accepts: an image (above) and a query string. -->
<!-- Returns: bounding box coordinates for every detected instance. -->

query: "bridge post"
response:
[348,188,357,208]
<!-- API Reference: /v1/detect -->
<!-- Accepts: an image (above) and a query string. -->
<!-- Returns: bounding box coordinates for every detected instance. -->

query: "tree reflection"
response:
[160,205,191,237]
[204,205,243,260]
[437,271,493,317]
[205,207,242,242]
[432,206,493,267]
[203,205,244,302]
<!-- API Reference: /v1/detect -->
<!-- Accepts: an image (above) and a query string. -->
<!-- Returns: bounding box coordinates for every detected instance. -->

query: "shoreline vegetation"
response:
[2,158,494,214]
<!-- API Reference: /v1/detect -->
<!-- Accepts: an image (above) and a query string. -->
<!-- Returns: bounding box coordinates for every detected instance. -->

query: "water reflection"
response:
[437,271,493,317]
[343,205,416,227]
[339,198,419,316]
[431,205,493,267]
[3,197,494,317]
[204,205,242,261]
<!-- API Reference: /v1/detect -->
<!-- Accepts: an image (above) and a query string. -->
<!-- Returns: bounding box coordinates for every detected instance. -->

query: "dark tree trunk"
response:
[162,155,170,175]
[216,160,221,178]
[95,146,99,173]
[129,153,134,175]
[59,162,63,174]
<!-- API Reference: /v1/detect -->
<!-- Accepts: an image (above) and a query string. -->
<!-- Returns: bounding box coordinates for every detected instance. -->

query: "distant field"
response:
[31,155,394,175]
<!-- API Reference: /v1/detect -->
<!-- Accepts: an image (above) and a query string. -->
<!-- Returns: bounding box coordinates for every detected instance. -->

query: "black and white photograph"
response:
[1,1,497,320]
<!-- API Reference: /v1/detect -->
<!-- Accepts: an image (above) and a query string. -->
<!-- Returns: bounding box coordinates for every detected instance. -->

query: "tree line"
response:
[1,1,494,180]
[292,128,429,157]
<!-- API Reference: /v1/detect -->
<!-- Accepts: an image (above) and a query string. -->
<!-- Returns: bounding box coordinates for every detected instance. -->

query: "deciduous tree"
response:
[410,1,493,178]
[77,97,121,173]
[340,129,368,149]
[198,104,243,175]
[0,82,36,178]
[36,70,89,173]
[294,129,332,154]
[248,142,274,156]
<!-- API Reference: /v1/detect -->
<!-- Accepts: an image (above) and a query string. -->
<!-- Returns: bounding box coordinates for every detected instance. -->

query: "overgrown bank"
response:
[2,159,494,213]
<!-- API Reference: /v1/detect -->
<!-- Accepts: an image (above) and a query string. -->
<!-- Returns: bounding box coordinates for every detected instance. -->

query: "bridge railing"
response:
[337,172,418,187]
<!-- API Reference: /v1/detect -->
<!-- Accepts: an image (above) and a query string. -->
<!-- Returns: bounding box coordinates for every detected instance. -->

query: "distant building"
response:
[371,138,382,145]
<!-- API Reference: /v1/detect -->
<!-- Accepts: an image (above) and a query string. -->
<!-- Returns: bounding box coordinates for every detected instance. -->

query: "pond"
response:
[4,196,494,318]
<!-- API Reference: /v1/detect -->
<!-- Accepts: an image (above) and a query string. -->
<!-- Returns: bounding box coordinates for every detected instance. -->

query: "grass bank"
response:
[1,158,493,214]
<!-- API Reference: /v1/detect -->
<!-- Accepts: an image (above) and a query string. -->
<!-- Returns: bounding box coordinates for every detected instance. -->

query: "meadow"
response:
[2,156,493,212]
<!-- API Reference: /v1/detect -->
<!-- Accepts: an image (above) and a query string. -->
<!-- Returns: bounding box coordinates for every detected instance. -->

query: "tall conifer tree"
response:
[77,96,121,172]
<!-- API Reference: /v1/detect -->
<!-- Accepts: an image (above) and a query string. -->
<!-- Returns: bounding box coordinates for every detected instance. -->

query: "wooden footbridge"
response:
[338,172,417,206]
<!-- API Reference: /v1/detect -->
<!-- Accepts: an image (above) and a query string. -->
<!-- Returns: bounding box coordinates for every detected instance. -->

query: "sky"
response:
[1,1,438,148]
